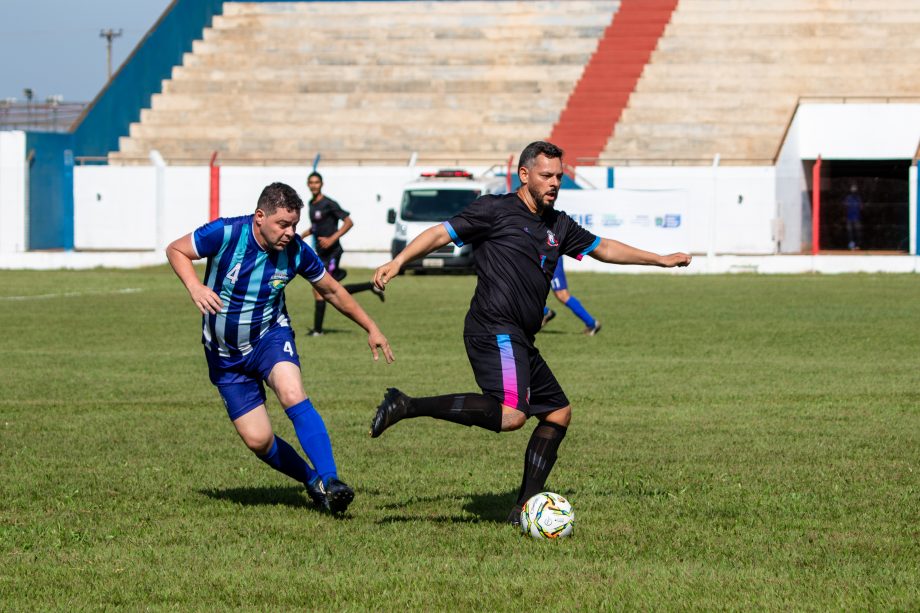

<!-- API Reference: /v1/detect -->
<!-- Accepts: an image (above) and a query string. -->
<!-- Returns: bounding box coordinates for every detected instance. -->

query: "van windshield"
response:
[400,189,481,222]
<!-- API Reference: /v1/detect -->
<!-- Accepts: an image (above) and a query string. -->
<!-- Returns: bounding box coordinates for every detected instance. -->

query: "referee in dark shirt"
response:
[368,141,691,524]
[301,172,384,336]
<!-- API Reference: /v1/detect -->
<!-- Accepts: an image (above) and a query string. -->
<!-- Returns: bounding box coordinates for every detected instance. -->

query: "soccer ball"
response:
[520,492,574,539]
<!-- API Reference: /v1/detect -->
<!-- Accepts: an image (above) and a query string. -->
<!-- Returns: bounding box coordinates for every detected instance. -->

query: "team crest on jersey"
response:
[546,230,558,247]
[269,271,289,289]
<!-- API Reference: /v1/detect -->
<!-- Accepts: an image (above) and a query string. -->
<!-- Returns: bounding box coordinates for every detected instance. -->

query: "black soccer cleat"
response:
[584,321,602,337]
[369,387,410,438]
[305,476,326,508]
[507,504,524,527]
[540,309,557,329]
[324,478,354,514]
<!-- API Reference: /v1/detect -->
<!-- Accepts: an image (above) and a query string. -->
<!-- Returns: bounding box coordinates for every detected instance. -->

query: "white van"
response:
[387,169,507,271]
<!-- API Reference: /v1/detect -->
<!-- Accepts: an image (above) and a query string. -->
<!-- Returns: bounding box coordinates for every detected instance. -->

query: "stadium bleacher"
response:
[111,0,619,165]
[598,0,920,165]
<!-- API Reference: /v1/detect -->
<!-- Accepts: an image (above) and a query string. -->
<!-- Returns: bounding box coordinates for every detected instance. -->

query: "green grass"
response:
[1,267,918,609]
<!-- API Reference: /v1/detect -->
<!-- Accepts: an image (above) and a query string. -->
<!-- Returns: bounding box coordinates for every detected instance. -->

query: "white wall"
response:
[774,112,808,253]
[0,131,27,254]
[75,166,156,249]
[74,162,778,256]
[74,163,500,255]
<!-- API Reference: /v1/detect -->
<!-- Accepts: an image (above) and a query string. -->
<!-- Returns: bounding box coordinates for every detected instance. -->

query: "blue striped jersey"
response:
[192,214,325,357]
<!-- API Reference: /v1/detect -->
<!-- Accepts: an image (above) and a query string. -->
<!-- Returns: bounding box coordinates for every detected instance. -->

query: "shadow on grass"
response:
[198,485,316,510]
[376,490,517,525]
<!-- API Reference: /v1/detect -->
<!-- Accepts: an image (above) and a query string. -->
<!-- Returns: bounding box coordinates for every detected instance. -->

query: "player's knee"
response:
[501,408,527,432]
[275,388,307,409]
[544,406,572,427]
[554,289,570,303]
[242,431,274,455]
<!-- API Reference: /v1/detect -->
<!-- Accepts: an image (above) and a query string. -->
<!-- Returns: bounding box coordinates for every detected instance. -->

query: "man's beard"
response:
[529,185,555,213]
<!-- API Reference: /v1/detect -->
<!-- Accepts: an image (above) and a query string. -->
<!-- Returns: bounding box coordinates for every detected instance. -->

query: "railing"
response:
[0,101,87,133]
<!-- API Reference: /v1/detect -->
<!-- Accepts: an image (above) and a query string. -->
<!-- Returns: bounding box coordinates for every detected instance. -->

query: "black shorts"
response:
[464,333,569,416]
[318,248,347,282]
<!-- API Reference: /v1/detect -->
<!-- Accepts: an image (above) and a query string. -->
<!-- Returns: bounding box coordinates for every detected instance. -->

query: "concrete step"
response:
[601,136,777,161]
[223,1,620,17]
[619,105,790,123]
[201,24,608,42]
[127,121,553,140]
[190,37,602,58]
[171,64,587,82]
[674,0,918,10]
[650,47,916,64]
[641,62,920,80]
[117,136,539,157]
[148,92,569,112]
[665,21,920,38]
[161,78,577,95]
[212,11,614,29]
[656,34,920,52]
[633,74,920,95]
[139,106,561,125]
[671,8,920,24]
[627,91,799,109]
[610,121,783,139]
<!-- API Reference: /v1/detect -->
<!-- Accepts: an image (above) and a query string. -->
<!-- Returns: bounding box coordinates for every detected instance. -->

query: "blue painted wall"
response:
[26,132,75,250]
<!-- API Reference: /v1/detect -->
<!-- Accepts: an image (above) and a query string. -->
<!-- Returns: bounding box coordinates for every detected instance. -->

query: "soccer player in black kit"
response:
[301,171,384,336]
[369,141,691,524]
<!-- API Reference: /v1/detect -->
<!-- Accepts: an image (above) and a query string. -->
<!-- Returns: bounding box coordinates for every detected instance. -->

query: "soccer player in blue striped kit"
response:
[167,182,394,514]
[370,142,690,524]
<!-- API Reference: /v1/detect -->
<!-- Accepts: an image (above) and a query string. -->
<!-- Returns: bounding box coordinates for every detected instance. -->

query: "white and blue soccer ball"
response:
[520,492,574,539]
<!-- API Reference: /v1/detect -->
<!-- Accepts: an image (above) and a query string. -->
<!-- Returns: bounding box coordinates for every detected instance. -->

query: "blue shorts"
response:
[550,259,568,292]
[204,325,301,421]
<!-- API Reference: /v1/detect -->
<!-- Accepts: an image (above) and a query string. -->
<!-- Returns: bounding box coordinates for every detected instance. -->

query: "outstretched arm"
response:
[374,223,452,289]
[589,238,691,268]
[312,273,395,363]
[166,234,224,315]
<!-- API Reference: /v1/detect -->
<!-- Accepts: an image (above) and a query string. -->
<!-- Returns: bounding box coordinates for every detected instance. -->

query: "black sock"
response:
[408,393,502,433]
[313,300,326,332]
[343,282,373,294]
[516,421,567,506]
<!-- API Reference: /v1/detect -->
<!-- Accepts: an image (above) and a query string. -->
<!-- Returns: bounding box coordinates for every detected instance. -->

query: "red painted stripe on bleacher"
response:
[549,0,678,166]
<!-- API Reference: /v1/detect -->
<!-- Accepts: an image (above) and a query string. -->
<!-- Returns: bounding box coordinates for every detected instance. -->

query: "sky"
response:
[0,0,173,103]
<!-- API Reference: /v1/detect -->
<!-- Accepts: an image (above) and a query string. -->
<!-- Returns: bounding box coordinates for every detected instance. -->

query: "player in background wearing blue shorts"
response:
[369,142,690,524]
[167,182,395,514]
[540,258,601,335]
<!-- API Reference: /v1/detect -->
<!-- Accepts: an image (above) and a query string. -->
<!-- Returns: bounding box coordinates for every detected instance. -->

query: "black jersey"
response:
[308,196,349,257]
[444,192,600,339]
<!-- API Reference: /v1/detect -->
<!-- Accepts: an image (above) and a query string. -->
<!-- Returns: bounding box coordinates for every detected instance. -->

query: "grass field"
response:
[1,267,918,609]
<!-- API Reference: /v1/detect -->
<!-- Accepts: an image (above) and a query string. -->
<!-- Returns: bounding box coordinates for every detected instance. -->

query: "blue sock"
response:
[257,435,319,485]
[564,295,596,328]
[285,398,338,483]
[543,306,550,316]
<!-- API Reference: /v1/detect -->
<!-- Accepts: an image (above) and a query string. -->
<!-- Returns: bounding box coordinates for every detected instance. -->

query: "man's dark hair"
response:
[308,171,323,183]
[518,141,564,171]
[256,182,304,215]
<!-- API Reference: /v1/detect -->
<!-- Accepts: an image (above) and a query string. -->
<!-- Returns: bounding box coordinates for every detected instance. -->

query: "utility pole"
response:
[99,28,123,80]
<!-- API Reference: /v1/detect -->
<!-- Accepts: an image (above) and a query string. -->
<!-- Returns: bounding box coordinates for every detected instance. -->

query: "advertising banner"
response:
[556,188,691,255]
